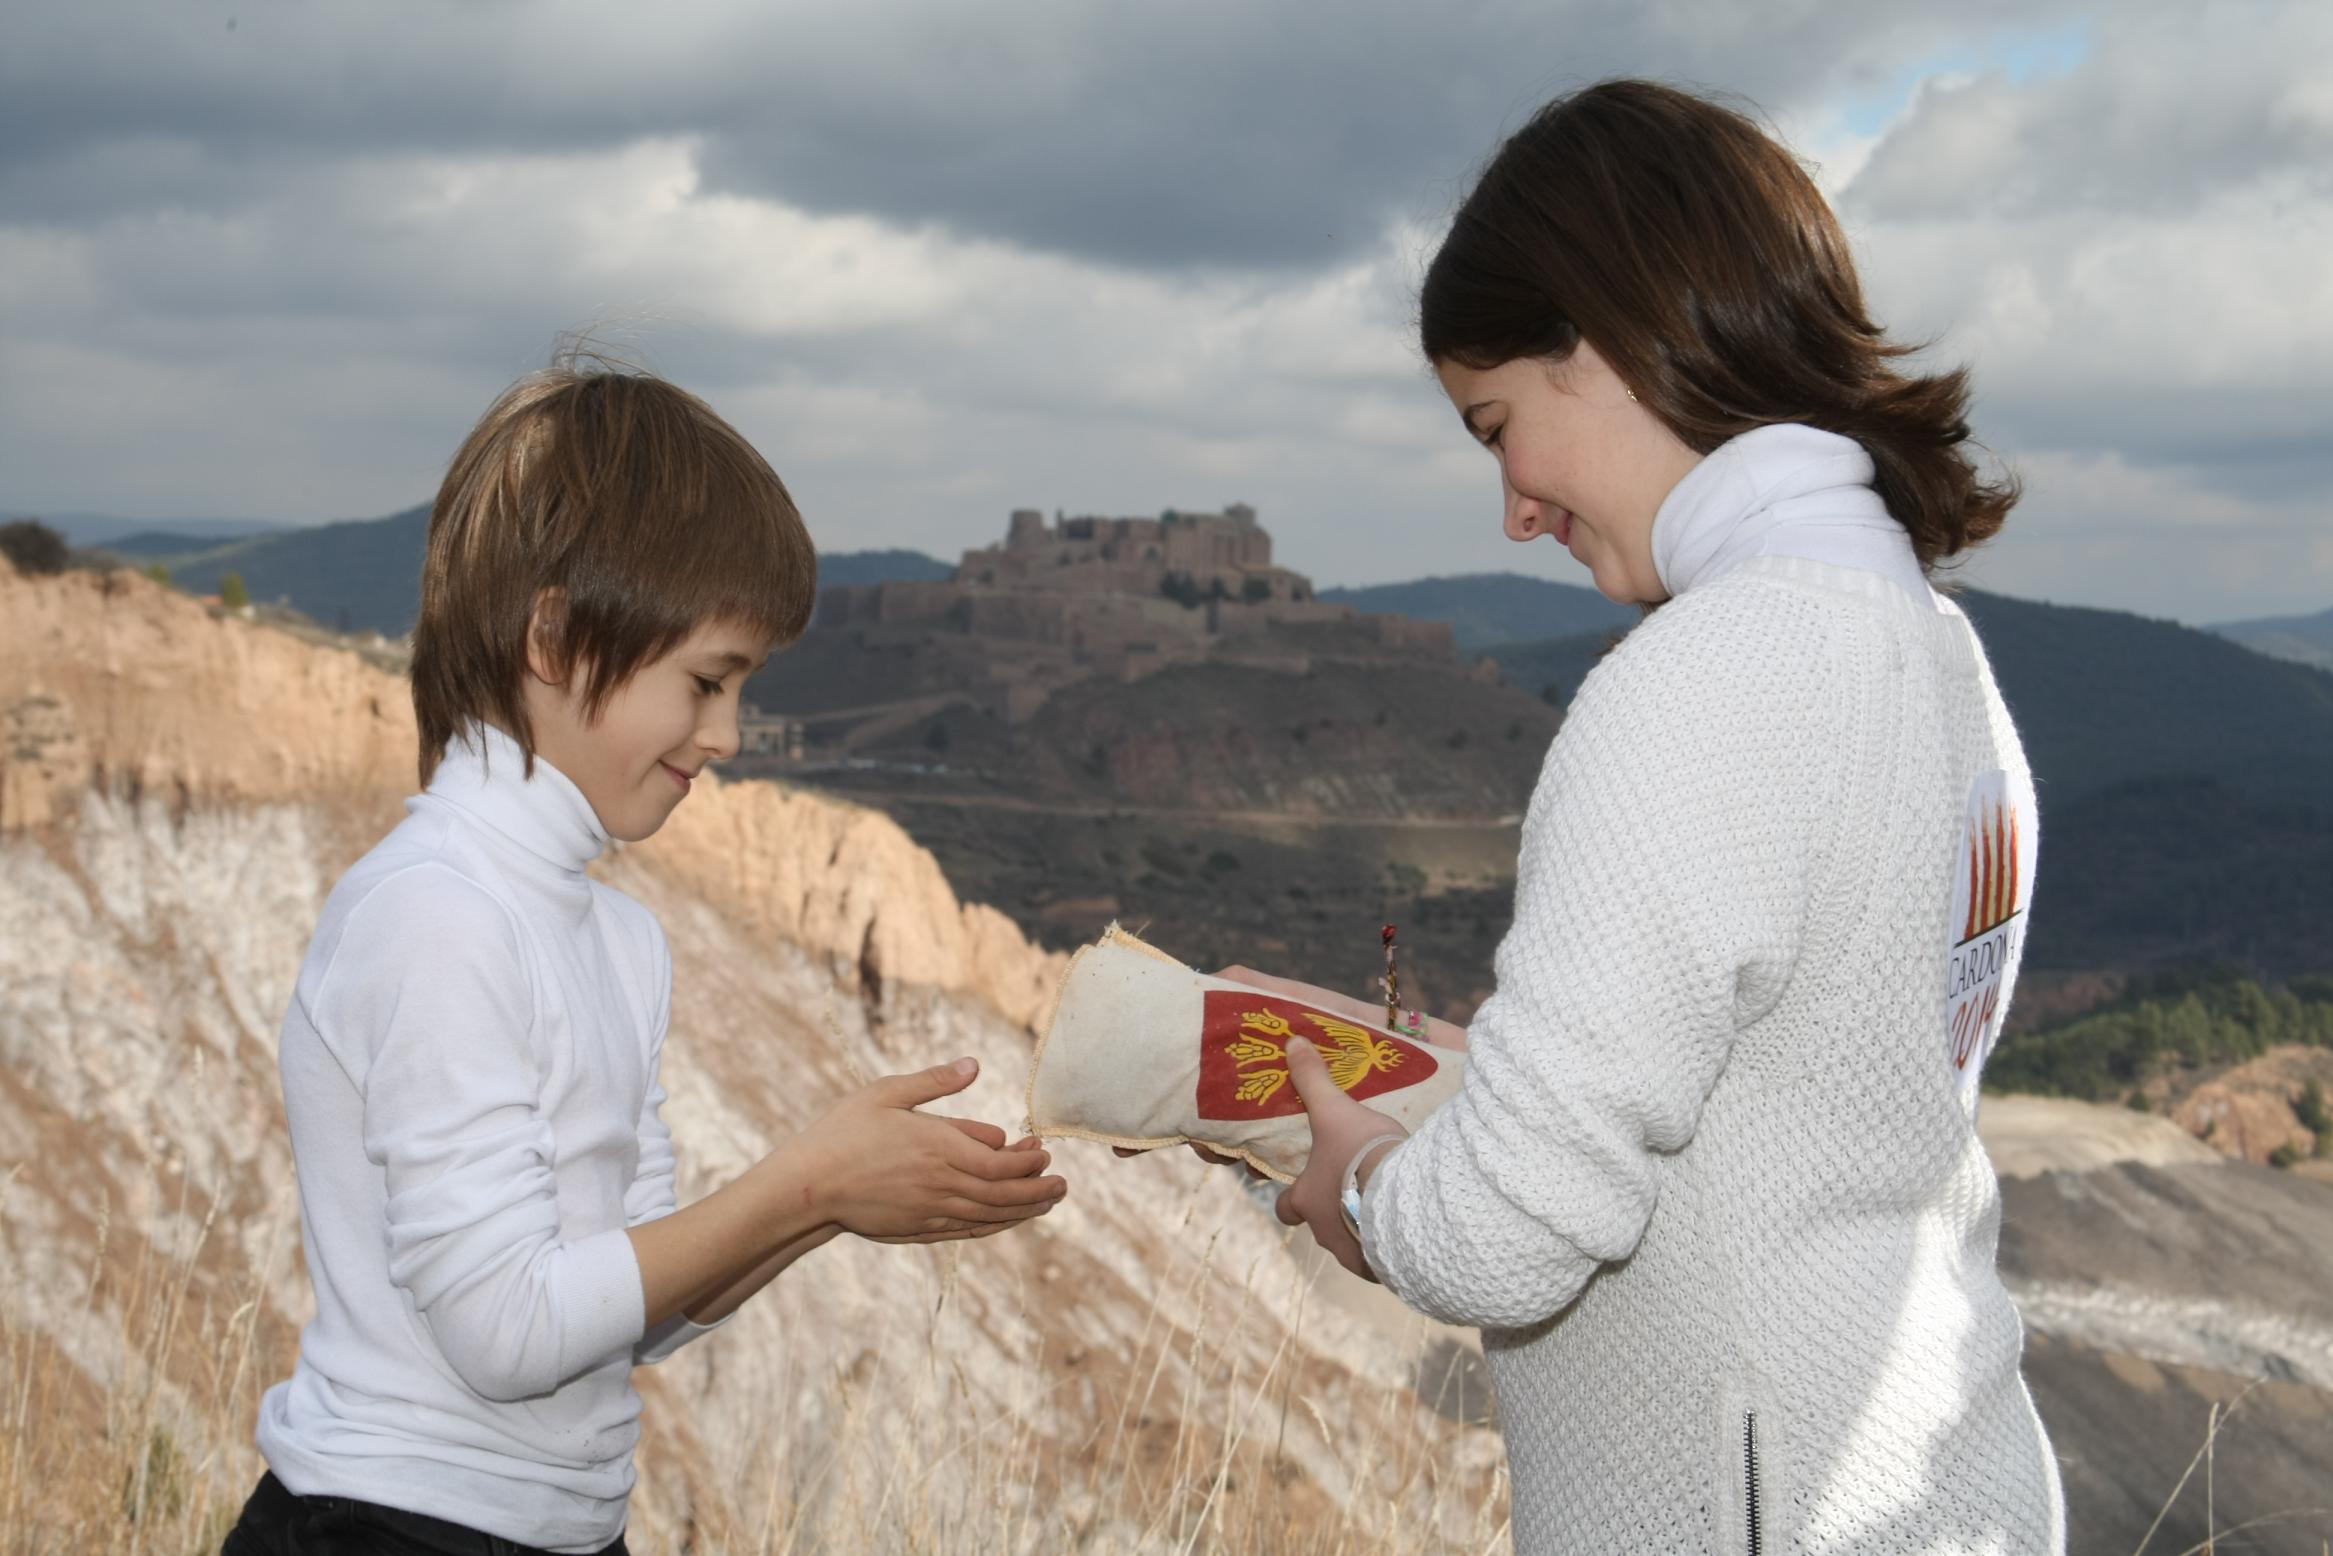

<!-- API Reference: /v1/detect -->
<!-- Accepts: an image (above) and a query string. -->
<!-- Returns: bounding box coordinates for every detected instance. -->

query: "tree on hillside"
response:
[219,571,250,610]
[0,519,69,576]
[146,562,173,586]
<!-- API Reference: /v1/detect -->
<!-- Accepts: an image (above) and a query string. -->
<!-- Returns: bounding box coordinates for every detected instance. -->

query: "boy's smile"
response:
[521,610,776,843]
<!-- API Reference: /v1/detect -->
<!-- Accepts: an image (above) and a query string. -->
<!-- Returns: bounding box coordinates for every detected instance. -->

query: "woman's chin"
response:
[1584,563,1656,608]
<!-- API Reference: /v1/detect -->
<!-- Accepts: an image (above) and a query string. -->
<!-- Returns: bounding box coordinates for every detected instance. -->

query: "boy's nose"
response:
[699,702,742,764]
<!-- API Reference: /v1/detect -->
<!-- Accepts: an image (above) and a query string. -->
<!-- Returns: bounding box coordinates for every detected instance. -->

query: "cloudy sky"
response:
[4,1,2327,625]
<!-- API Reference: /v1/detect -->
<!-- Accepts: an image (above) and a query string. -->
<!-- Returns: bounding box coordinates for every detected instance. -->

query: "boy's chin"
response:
[595,795,679,845]
[609,810,674,845]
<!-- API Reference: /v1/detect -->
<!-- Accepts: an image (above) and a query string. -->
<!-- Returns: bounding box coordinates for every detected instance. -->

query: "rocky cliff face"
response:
[0,565,1502,1552]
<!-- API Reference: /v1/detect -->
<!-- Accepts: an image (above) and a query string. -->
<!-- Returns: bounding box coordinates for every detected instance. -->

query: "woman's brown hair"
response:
[1420,78,2015,568]
[410,351,817,784]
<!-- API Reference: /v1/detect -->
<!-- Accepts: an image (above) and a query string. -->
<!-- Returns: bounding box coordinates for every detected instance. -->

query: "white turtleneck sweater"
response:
[257,724,724,1554]
[1360,426,2065,1554]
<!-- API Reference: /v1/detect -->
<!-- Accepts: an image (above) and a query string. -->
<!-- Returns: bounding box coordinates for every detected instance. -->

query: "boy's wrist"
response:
[752,1135,839,1240]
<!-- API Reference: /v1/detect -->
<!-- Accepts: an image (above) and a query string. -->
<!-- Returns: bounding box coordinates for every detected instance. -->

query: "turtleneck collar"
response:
[1650,423,1933,605]
[422,721,610,879]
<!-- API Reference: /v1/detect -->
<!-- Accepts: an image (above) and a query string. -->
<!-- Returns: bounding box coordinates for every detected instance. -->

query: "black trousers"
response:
[220,1471,630,1556]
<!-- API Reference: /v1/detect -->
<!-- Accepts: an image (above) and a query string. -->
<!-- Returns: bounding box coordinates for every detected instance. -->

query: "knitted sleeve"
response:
[322,866,648,1401]
[622,916,735,1364]
[1360,587,1855,1329]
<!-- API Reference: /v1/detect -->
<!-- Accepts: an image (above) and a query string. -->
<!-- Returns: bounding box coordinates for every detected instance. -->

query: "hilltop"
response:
[3,557,2327,1549]
[0,560,1511,1550]
[1470,578,2333,981]
[2215,604,2333,673]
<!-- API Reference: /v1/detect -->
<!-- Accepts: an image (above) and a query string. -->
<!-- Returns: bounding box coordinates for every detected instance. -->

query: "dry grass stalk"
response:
[3,1149,1508,1556]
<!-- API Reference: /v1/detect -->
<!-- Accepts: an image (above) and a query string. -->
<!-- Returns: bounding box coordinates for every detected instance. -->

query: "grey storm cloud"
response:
[6,0,2059,268]
[3,0,2328,624]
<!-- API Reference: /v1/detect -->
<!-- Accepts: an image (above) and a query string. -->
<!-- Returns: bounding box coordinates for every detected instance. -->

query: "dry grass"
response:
[0,1155,1509,1556]
[9,1149,2329,1555]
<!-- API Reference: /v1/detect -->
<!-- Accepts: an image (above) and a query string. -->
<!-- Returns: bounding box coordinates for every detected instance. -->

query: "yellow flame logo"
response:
[1223,1009,1407,1108]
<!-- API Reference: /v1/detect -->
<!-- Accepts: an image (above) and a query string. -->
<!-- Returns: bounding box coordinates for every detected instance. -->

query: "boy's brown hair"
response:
[410,352,816,784]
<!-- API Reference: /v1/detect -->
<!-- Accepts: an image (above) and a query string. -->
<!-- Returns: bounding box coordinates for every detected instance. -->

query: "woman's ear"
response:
[523,587,570,687]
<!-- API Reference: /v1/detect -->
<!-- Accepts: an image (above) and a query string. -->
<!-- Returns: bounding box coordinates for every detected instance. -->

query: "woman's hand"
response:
[1111,962,1462,1174]
[796,1058,1067,1242]
[1274,1038,1407,1283]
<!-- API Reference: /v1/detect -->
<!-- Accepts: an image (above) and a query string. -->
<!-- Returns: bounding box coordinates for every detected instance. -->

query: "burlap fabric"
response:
[1026,925,1467,1182]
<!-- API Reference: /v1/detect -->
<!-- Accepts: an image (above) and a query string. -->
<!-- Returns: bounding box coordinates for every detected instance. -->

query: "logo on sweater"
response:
[1195,992,1438,1119]
[1944,768,2037,1101]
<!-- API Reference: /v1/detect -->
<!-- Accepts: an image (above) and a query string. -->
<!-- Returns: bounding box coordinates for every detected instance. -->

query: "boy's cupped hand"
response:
[801,1057,1066,1243]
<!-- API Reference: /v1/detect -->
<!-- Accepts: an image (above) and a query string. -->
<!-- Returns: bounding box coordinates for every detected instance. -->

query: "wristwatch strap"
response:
[1337,1132,1409,1241]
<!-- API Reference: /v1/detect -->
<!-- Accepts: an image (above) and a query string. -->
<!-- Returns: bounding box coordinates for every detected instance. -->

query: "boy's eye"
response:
[1484,426,1505,451]
[692,675,723,697]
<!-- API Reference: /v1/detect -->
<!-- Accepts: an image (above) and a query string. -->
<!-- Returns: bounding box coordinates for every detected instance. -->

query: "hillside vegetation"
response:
[1988,967,2333,1106]
[1476,580,2333,979]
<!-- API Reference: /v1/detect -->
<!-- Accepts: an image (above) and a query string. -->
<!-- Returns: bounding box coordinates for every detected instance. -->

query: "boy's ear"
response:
[523,587,571,687]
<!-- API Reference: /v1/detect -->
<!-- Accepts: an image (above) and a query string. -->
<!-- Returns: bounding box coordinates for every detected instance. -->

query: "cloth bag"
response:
[1026,925,1466,1182]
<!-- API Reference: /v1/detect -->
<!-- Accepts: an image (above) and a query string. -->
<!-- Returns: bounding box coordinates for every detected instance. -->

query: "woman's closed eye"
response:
[692,675,724,697]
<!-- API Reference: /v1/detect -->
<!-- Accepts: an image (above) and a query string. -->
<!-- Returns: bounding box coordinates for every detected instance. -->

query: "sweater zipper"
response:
[1743,1411,1763,1556]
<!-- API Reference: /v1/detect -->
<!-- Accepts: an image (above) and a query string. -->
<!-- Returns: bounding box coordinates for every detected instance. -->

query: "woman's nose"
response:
[1504,484,1546,543]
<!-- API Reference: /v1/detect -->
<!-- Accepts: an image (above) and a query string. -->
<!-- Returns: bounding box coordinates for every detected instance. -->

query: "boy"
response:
[223,359,1065,1555]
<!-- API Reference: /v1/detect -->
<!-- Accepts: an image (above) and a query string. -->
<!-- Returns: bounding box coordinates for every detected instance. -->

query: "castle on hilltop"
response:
[815,504,1463,723]
[959,504,1312,603]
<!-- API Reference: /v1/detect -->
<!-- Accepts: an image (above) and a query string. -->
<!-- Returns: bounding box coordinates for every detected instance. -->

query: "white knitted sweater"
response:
[1361,427,2065,1554]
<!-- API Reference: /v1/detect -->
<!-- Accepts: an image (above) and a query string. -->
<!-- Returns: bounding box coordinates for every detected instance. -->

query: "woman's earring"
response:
[1625,388,1639,403]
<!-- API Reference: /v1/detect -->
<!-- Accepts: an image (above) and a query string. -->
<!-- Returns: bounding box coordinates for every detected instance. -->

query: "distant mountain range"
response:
[1452,578,2333,976]
[23,511,292,549]
[2213,606,2333,672]
[62,504,954,635]
[31,502,2333,973]
[818,548,954,587]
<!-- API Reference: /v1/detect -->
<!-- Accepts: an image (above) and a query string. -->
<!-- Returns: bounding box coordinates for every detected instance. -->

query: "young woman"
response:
[1263,80,2066,1553]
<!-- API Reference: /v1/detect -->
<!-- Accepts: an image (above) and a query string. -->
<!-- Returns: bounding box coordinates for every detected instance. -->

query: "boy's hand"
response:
[800,1058,1065,1242]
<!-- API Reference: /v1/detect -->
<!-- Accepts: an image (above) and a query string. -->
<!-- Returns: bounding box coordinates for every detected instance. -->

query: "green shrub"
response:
[218,571,250,609]
[2268,1142,2301,1170]
[2295,1077,2330,1134]
[1985,968,2333,1101]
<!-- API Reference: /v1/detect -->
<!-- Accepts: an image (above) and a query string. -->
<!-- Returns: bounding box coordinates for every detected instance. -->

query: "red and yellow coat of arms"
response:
[1196,991,1440,1120]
